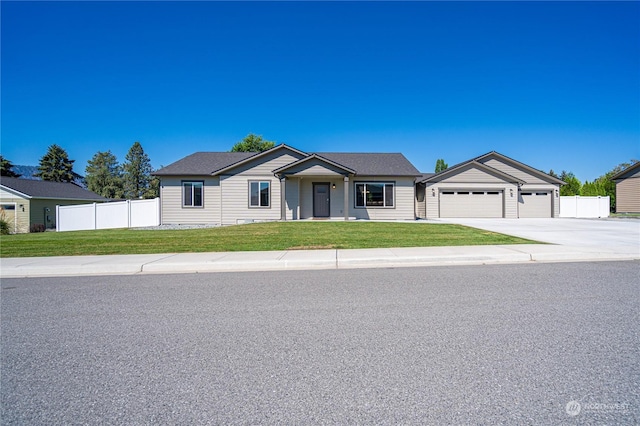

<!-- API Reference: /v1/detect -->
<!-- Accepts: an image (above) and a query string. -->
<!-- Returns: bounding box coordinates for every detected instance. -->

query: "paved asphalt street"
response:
[2,262,639,424]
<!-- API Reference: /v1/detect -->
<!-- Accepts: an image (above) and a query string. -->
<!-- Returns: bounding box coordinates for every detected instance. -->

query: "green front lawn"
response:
[0,221,538,258]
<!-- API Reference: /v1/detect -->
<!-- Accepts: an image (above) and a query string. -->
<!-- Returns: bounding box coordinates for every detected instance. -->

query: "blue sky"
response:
[2,1,638,181]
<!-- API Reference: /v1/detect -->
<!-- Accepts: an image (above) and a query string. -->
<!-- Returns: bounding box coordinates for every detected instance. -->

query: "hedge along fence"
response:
[57,198,160,232]
[559,196,610,218]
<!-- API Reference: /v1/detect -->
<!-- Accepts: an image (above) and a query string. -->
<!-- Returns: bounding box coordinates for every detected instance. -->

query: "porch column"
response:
[343,176,350,220]
[280,176,286,221]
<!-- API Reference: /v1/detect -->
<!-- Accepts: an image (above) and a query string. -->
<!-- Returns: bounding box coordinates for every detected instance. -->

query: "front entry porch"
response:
[279,175,352,221]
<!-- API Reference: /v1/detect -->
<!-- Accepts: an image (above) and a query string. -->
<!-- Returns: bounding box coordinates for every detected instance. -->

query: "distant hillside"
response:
[10,165,86,188]
[12,165,39,180]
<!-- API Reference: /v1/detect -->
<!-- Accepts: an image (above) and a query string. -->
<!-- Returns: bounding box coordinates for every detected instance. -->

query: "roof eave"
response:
[212,144,309,176]
[273,153,356,176]
[420,161,525,184]
[0,185,32,199]
[475,151,566,185]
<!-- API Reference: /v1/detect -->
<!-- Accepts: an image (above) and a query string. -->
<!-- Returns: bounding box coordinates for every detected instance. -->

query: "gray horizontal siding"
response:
[220,175,281,225]
[349,177,415,220]
[435,164,510,183]
[616,178,640,213]
[228,149,306,176]
[480,157,548,184]
[160,177,221,224]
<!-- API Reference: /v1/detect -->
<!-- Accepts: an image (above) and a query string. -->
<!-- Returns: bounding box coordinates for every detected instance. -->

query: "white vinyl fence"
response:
[57,198,160,232]
[559,196,610,218]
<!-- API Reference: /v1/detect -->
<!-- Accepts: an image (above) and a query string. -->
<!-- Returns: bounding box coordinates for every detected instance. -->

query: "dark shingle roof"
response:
[611,161,640,181]
[315,153,421,176]
[416,173,435,182]
[153,150,421,177]
[153,152,255,176]
[1,177,106,200]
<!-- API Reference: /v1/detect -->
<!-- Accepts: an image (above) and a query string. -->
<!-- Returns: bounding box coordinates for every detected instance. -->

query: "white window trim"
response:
[182,181,204,208]
[355,182,395,209]
[249,180,271,208]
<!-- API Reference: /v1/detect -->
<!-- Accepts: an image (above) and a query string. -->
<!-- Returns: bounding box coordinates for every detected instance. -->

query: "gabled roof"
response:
[0,177,107,201]
[212,144,309,176]
[421,160,525,184]
[474,151,566,185]
[610,161,640,181]
[153,152,255,176]
[154,145,421,177]
[273,153,356,176]
[416,173,435,182]
[314,152,421,176]
[421,151,565,185]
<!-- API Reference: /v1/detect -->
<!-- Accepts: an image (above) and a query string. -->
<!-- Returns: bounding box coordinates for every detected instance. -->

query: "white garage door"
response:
[519,192,551,218]
[439,191,503,218]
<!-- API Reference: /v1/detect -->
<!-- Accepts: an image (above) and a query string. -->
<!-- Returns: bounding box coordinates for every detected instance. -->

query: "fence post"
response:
[155,197,160,226]
[56,205,60,232]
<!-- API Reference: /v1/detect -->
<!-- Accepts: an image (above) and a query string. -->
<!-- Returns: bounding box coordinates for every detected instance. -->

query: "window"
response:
[472,191,485,195]
[250,181,270,207]
[183,181,203,207]
[355,182,394,208]
[536,192,548,196]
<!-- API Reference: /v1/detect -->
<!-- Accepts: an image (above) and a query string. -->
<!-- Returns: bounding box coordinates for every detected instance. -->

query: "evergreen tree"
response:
[231,133,276,152]
[0,155,21,177]
[122,141,155,199]
[548,169,558,178]
[85,150,124,199]
[434,159,448,173]
[35,144,76,182]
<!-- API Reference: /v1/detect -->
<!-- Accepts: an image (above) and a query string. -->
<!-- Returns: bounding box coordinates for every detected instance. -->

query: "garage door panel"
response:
[519,192,551,218]
[440,191,503,218]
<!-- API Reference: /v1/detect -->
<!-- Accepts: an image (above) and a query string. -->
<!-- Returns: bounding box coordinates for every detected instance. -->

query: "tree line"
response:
[0,141,158,200]
[550,161,637,210]
[0,133,272,200]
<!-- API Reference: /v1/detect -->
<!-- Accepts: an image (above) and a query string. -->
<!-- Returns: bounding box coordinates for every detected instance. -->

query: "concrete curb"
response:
[1,245,637,278]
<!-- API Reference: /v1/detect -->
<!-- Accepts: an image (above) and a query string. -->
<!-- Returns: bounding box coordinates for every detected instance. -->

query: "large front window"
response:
[249,181,270,207]
[355,182,394,208]
[183,181,203,207]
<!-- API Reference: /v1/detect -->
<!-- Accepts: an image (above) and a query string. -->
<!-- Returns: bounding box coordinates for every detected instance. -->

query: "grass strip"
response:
[0,221,538,258]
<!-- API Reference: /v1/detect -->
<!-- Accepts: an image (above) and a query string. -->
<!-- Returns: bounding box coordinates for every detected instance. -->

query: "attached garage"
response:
[418,152,565,219]
[439,190,503,218]
[519,191,552,218]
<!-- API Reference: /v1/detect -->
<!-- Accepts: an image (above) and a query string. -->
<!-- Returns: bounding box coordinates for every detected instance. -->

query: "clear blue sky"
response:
[2,1,639,181]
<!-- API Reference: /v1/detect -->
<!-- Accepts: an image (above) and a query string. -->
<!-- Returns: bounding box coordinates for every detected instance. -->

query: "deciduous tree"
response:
[231,133,276,152]
[559,171,581,196]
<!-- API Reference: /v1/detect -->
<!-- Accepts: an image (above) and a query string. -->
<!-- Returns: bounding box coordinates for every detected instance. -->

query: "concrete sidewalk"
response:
[1,243,638,278]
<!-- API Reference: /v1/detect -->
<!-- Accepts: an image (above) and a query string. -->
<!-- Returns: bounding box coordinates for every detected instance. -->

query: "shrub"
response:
[0,218,9,235]
[30,223,46,233]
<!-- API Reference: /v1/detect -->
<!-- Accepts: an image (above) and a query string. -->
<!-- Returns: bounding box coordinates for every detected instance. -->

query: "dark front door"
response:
[313,183,330,217]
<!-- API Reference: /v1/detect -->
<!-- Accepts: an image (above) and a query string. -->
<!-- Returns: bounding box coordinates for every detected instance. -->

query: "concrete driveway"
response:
[433,218,640,249]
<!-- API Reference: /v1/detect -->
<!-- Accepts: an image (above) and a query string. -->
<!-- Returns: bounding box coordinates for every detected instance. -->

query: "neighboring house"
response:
[611,161,640,213]
[416,152,565,219]
[0,177,107,233]
[153,144,421,225]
